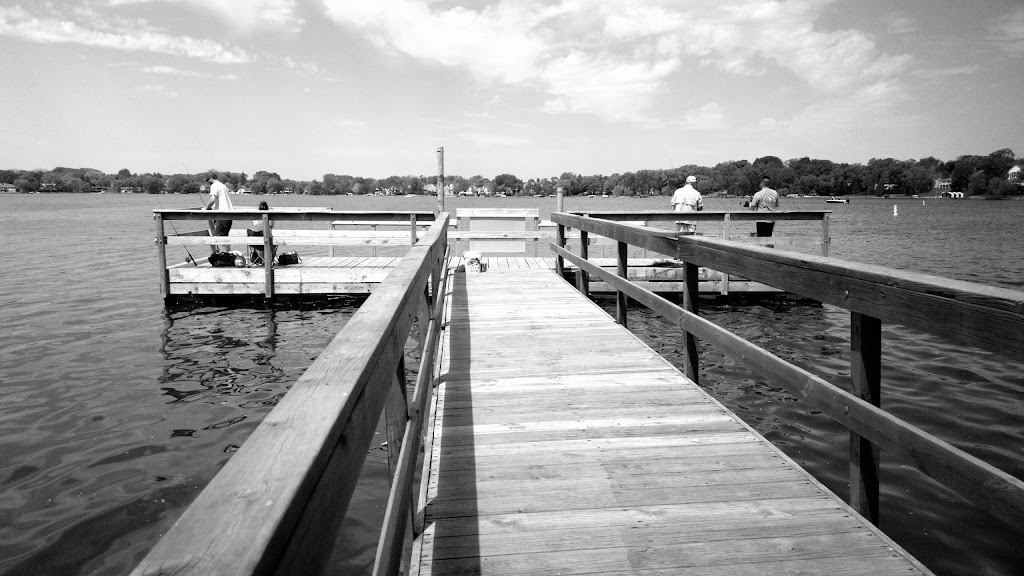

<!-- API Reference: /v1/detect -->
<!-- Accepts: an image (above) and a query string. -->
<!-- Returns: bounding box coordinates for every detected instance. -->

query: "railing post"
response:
[720,213,731,295]
[410,214,418,247]
[385,357,409,483]
[850,311,881,525]
[155,213,170,300]
[683,261,699,385]
[530,213,539,256]
[616,241,628,326]
[263,214,275,299]
[555,223,565,278]
[821,213,831,257]
[577,229,589,296]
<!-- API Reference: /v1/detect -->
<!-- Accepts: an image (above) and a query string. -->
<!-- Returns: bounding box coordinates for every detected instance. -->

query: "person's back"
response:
[671,175,703,233]
[750,177,780,237]
[750,185,779,211]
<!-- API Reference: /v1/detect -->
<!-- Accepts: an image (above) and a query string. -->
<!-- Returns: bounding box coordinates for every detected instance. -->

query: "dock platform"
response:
[168,256,781,296]
[417,267,929,575]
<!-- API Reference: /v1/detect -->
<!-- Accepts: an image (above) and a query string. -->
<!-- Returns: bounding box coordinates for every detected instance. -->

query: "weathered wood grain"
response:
[417,268,931,575]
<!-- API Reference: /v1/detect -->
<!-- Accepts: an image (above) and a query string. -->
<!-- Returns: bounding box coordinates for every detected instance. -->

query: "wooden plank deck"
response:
[416,267,932,575]
[166,256,778,296]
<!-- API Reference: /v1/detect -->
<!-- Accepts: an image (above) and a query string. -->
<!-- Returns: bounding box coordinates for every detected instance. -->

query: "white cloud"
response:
[141,64,206,76]
[103,0,304,32]
[0,6,252,63]
[994,6,1024,54]
[911,64,979,81]
[138,83,179,97]
[321,0,912,123]
[883,12,916,36]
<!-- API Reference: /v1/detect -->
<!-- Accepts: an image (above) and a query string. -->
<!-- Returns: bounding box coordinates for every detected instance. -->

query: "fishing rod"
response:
[156,193,200,266]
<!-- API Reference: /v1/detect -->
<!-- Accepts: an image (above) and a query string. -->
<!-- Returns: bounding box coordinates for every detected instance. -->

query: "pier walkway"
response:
[417,267,929,575]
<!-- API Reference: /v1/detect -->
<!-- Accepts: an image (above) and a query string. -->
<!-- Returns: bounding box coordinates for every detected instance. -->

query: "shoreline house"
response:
[0,182,17,194]
[933,177,951,191]
[1009,165,1022,186]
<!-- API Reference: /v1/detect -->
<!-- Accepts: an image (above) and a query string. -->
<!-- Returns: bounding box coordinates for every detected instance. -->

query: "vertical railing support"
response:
[263,214,274,299]
[720,214,731,295]
[436,147,445,215]
[616,241,628,326]
[410,214,418,247]
[155,213,170,300]
[821,213,831,257]
[683,261,699,385]
[385,357,409,482]
[577,230,589,296]
[850,311,881,524]
[555,224,565,278]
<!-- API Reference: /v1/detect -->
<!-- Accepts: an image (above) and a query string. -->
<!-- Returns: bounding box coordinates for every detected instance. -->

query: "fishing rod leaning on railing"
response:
[550,211,1024,531]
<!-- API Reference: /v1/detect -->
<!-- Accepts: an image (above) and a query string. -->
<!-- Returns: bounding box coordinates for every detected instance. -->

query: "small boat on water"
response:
[825,196,849,204]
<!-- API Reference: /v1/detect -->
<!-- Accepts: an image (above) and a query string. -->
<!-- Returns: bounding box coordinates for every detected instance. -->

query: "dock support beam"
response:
[155,213,169,300]
[850,312,881,524]
[263,214,275,299]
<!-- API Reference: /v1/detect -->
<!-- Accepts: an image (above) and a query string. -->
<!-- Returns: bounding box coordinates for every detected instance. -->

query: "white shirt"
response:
[208,180,234,211]
[671,184,703,212]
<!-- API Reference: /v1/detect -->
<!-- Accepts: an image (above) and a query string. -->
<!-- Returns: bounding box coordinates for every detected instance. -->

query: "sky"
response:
[2,0,1023,182]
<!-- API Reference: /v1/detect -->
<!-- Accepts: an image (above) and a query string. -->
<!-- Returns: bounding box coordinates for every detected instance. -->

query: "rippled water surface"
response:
[0,194,1021,576]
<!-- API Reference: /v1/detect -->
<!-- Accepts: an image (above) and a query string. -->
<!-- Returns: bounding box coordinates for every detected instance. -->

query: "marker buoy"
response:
[893,205,898,217]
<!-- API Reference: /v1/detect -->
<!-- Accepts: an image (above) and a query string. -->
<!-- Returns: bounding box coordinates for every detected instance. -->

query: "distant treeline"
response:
[3,148,1021,198]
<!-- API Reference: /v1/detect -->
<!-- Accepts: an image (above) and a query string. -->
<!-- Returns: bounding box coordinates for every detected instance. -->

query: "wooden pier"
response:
[154,207,832,299]
[135,211,1024,576]
[419,267,928,574]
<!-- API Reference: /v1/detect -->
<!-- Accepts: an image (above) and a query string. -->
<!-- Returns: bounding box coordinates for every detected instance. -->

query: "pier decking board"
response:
[416,268,930,576]
[165,256,780,296]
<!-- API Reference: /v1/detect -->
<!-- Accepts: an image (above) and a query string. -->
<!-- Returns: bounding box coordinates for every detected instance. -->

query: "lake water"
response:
[0,193,1021,575]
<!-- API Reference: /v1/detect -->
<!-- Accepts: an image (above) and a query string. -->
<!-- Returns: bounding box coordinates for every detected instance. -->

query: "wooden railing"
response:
[133,214,451,576]
[155,209,437,298]
[550,212,1024,529]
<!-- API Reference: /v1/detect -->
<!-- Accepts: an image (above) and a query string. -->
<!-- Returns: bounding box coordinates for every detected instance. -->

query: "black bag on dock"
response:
[277,251,300,266]
[209,252,237,267]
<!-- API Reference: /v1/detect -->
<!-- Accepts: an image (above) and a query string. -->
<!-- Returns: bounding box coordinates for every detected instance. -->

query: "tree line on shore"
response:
[3,148,1021,199]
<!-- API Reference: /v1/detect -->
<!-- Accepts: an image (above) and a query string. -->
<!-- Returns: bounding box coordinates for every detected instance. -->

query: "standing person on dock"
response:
[204,174,234,254]
[670,175,703,234]
[749,176,779,237]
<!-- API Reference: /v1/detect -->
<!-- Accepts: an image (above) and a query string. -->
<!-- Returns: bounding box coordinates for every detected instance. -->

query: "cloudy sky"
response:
[2,0,1022,181]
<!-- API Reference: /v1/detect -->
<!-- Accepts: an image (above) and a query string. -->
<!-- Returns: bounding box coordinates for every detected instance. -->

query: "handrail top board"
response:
[455,208,540,217]
[554,212,1023,310]
[565,209,831,222]
[155,209,437,222]
[552,212,1024,362]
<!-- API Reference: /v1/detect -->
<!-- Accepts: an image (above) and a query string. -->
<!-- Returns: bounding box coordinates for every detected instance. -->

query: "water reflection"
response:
[0,297,364,576]
[159,305,285,414]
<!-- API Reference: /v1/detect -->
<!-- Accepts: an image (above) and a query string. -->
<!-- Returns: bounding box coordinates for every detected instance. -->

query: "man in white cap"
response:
[670,175,704,234]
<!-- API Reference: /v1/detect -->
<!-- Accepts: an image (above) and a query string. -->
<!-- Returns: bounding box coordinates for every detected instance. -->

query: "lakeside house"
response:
[933,177,951,190]
[1009,165,1022,183]
[0,183,17,193]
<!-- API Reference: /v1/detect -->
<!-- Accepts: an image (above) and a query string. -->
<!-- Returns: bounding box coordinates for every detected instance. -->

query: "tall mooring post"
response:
[436,147,445,214]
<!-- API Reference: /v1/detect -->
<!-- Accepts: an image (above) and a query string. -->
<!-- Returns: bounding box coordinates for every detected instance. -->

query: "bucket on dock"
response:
[465,251,485,272]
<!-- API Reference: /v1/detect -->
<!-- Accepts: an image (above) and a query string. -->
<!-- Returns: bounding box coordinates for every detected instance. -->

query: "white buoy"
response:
[893,205,898,217]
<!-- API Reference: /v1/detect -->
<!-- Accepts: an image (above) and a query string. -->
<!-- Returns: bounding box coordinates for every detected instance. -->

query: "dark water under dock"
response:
[0,194,1021,575]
